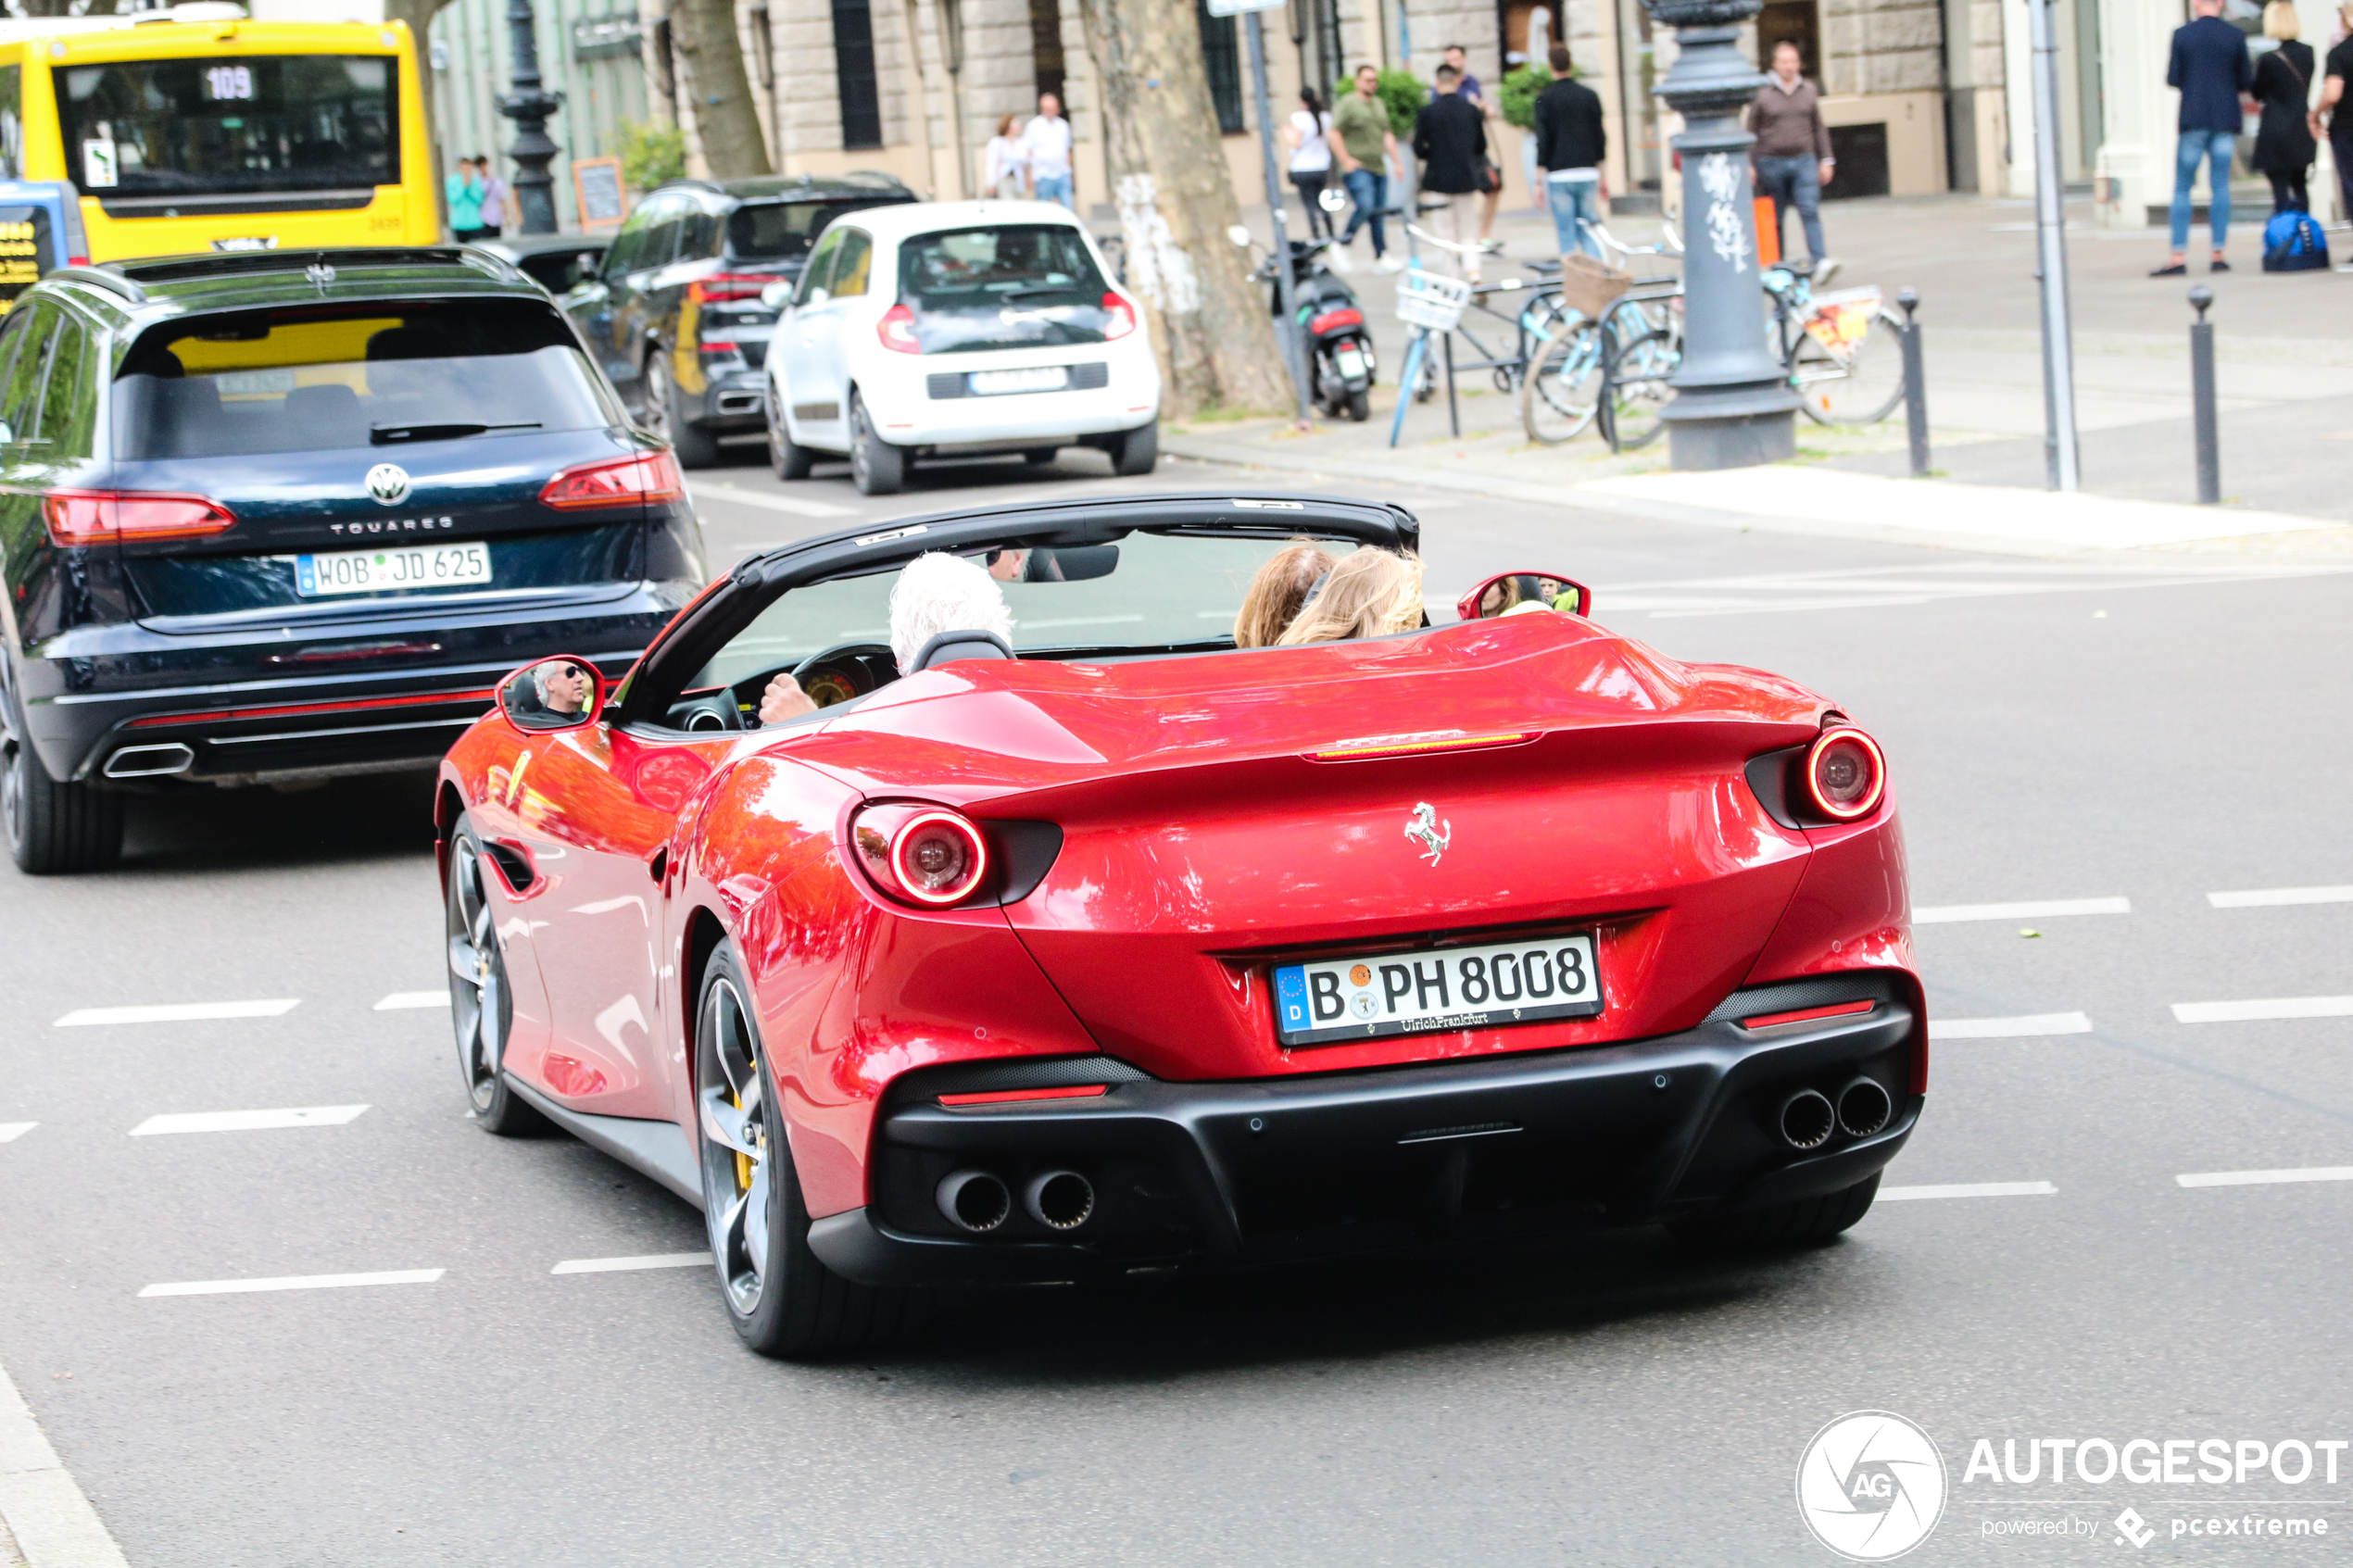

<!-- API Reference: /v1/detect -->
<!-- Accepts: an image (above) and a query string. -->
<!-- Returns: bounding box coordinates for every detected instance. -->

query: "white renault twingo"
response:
[762,200,1162,495]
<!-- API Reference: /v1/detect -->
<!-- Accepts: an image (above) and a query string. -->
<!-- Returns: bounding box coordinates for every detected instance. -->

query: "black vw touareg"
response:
[0,246,706,873]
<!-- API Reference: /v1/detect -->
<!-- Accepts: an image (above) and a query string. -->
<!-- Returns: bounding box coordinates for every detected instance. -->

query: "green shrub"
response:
[1499,62,1552,131]
[1333,69,1429,140]
[616,119,686,195]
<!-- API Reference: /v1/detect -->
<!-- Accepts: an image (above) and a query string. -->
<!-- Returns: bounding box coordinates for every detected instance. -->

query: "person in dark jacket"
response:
[2157,0,2254,275]
[1532,44,1609,257]
[2250,1,2316,213]
[1413,65,1490,279]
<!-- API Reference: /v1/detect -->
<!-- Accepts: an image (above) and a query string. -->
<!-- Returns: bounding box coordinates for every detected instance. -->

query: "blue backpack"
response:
[2262,209,2330,272]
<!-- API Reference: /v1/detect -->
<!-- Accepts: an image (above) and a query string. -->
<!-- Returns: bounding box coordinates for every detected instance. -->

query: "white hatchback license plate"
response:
[1273,934,1603,1047]
[970,366,1068,395]
[295,542,490,596]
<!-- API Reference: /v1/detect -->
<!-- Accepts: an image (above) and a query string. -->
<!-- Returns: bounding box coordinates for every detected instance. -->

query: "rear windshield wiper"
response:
[371,420,543,445]
[997,285,1073,302]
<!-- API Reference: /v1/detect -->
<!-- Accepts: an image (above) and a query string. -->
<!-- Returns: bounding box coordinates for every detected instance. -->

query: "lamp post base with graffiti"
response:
[1647,1,1796,470]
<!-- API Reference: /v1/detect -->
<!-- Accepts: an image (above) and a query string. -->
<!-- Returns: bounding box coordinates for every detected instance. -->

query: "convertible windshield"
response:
[693,531,1372,690]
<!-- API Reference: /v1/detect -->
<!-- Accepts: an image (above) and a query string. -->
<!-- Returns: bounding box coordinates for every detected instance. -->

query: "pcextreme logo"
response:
[1797,1411,1949,1561]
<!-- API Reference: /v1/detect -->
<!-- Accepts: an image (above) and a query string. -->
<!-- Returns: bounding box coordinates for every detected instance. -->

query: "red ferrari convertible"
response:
[436,493,1919,1357]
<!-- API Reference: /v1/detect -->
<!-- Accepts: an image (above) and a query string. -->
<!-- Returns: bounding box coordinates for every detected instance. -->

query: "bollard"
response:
[1897,287,1930,478]
[2188,284,2219,505]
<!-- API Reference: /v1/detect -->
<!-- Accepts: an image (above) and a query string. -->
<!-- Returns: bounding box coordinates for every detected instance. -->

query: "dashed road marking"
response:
[130,1106,369,1136]
[1914,897,2130,924]
[2178,1167,2353,1188]
[138,1269,444,1298]
[1879,1181,2058,1201]
[0,1123,33,1143]
[685,481,856,518]
[2208,885,2353,909]
[55,999,299,1027]
[550,1253,710,1274]
[373,991,447,1010]
[2171,997,2353,1023]
[1930,1012,2093,1039]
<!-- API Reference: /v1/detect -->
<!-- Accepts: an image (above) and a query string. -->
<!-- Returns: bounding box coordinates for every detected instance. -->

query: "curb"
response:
[0,1362,128,1568]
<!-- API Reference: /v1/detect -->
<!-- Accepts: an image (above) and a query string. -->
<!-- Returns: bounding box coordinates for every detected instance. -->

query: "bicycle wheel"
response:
[1601,327,1679,453]
[1521,320,1606,445]
[1791,306,1906,426]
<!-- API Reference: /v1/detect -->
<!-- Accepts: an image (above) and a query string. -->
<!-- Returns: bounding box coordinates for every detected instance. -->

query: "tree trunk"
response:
[670,0,773,178]
[384,0,460,232]
[1074,0,1289,418]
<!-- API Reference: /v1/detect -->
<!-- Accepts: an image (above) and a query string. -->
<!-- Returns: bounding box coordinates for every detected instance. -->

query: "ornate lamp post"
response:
[497,0,563,235]
[1646,0,1796,470]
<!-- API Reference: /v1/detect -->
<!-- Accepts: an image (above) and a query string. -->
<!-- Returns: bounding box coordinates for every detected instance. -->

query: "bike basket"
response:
[1395,268,1474,332]
[1554,253,1631,320]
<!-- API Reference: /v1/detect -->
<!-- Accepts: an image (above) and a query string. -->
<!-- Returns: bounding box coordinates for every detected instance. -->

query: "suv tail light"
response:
[877,304,921,354]
[687,272,776,304]
[1101,292,1138,339]
[44,489,236,546]
[1804,727,1887,821]
[539,450,685,510]
[850,803,989,906]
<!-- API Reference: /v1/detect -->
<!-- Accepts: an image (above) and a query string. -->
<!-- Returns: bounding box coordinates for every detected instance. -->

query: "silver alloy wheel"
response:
[641,353,674,445]
[697,974,772,1315]
[0,734,23,856]
[446,837,510,1112]
[848,397,874,489]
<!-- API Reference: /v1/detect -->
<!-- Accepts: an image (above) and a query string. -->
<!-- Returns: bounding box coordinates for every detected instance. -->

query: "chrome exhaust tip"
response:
[1837,1075,1893,1139]
[102,743,194,779]
[1022,1170,1095,1231]
[935,1169,1011,1233]
[1778,1088,1837,1150]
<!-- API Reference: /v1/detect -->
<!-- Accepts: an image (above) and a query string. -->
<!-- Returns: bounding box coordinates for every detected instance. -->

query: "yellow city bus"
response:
[0,9,435,264]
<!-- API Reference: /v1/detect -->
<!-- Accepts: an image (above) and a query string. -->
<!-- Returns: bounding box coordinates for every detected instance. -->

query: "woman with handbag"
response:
[2251,1,2317,213]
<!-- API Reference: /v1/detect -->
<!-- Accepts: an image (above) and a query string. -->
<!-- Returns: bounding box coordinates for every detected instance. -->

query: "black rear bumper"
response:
[808,976,1922,1287]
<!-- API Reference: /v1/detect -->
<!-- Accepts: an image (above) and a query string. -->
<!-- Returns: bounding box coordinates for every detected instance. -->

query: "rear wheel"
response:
[1792,305,1906,426]
[1109,420,1158,477]
[1601,327,1679,453]
[446,820,543,1136]
[643,351,723,470]
[1,714,123,876]
[696,943,916,1358]
[847,392,906,495]
[767,399,814,480]
[1520,320,1606,445]
[1668,1173,1880,1250]
[1344,388,1371,422]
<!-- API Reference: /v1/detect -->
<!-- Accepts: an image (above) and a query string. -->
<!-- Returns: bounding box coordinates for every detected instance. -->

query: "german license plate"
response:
[295,541,490,596]
[970,366,1068,395]
[1334,345,1366,378]
[1272,934,1603,1047]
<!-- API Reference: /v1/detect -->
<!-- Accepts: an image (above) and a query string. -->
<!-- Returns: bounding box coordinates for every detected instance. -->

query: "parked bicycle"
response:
[1520,220,1684,445]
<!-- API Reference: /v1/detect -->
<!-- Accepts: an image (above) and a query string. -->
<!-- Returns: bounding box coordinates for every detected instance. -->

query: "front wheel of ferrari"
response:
[695,943,916,1358]
[447,819,544,1136]
[1667,1173,1880,1251]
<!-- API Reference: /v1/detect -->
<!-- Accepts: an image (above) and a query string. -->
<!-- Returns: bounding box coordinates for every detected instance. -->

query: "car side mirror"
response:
[500,657,606,733]
[1457,571,1592,621]
[805,286,829,307]
[761,280,793,309]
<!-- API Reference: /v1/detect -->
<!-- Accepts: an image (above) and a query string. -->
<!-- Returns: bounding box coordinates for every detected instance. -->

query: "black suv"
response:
[0,246,706,873]
[565,173,917,467]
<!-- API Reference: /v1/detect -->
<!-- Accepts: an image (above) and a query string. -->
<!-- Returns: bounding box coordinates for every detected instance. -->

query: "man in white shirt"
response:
[1021,92,1076,210]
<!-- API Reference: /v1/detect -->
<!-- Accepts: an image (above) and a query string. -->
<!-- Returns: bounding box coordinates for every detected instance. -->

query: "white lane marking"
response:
[0,1356,132,1568]
[2208,885,2353,909]
[1878,1181,2058,1201]
[373,990,447,1010]
[1914,897,2131,923]
[0,1123,33,1143]
[138,1269,444,1298]
[550,1253,710,1274]
[1929,1012,2093,1039]
[130,1106,369,1136]
[685,481,856,518]
[2178,1166,2353,1187]
[55,998,299,1027]
[2171,996,2353,1023]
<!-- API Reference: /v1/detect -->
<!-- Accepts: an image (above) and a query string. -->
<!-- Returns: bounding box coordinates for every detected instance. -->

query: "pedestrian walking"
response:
[474,156,509,239]
[1286,87,1338,241]
[446,157,485,242]
[1532,44,1608,258]
[1746,42,1835,271]
[1021,93,1075,211]
[1441,44,1504,245]
[2251,4,2316,213]
[984,113,1028,200]
[2309,0,2353,268]
[1414,63,1489,280]
[2155,0,2253,275]
[1332,65,1403,272]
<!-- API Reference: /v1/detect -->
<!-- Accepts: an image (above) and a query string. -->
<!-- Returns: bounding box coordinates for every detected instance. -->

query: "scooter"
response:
[1251,236,1377,421]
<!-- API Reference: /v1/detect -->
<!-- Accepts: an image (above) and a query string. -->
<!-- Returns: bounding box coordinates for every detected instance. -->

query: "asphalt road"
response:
[6,442,2353,1566]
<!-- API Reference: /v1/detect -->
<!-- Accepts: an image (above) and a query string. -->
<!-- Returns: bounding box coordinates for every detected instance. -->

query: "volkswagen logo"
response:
[366,463,412,507]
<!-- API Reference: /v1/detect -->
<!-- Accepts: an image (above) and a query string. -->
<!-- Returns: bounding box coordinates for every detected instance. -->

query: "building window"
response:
[833,0,882,149]
[1198,0,1242,133]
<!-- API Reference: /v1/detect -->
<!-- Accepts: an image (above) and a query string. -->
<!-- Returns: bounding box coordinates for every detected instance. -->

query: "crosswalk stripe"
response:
[0,1123,34,1143]
[2177,1167,2353,1187]
[1930,1012,2093,1039]
[1915,897,2130,923]
[373,991,447,1010]
[55,999,299,1026]
[2171,997,2353,1023]
[2208,885,2353,909]
[549,1253,710,1274]
[138,1269,443,1298]
[130,1106,369,1136]
[1879,1181,2057,1201]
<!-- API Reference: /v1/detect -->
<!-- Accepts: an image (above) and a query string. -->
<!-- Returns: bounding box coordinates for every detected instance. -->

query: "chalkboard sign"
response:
[573,157,625,230]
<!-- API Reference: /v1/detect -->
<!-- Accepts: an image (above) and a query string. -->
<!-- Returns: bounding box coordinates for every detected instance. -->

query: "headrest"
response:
[911,630,1013,671]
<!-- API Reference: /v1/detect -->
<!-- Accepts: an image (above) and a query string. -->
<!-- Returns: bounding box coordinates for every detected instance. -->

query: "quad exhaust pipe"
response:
[934,1168,1096,1232]
[935,1169,1011,1233]
[1023,1170,1095,1231]
[1777,1088,1836,1150]
[1837,1075,1893,1138]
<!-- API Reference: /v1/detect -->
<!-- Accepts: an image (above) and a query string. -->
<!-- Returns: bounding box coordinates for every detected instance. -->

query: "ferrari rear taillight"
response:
[44,489,236,546]
[851,803,989,906]
[539,450,685,509]
[878,303,922,354]
[1804,727,1886,821]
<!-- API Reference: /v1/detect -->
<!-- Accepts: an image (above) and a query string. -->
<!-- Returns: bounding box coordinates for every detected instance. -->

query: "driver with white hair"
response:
[757,551,1018,723]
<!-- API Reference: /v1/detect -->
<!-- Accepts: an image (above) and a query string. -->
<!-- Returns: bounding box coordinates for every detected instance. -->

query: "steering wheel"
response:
[791,641,898,684]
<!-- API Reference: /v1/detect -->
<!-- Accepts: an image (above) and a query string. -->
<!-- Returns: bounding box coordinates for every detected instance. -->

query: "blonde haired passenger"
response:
[1233,543,1338,647]
[1274,548,1426,646]
[2252,1,2317,216]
